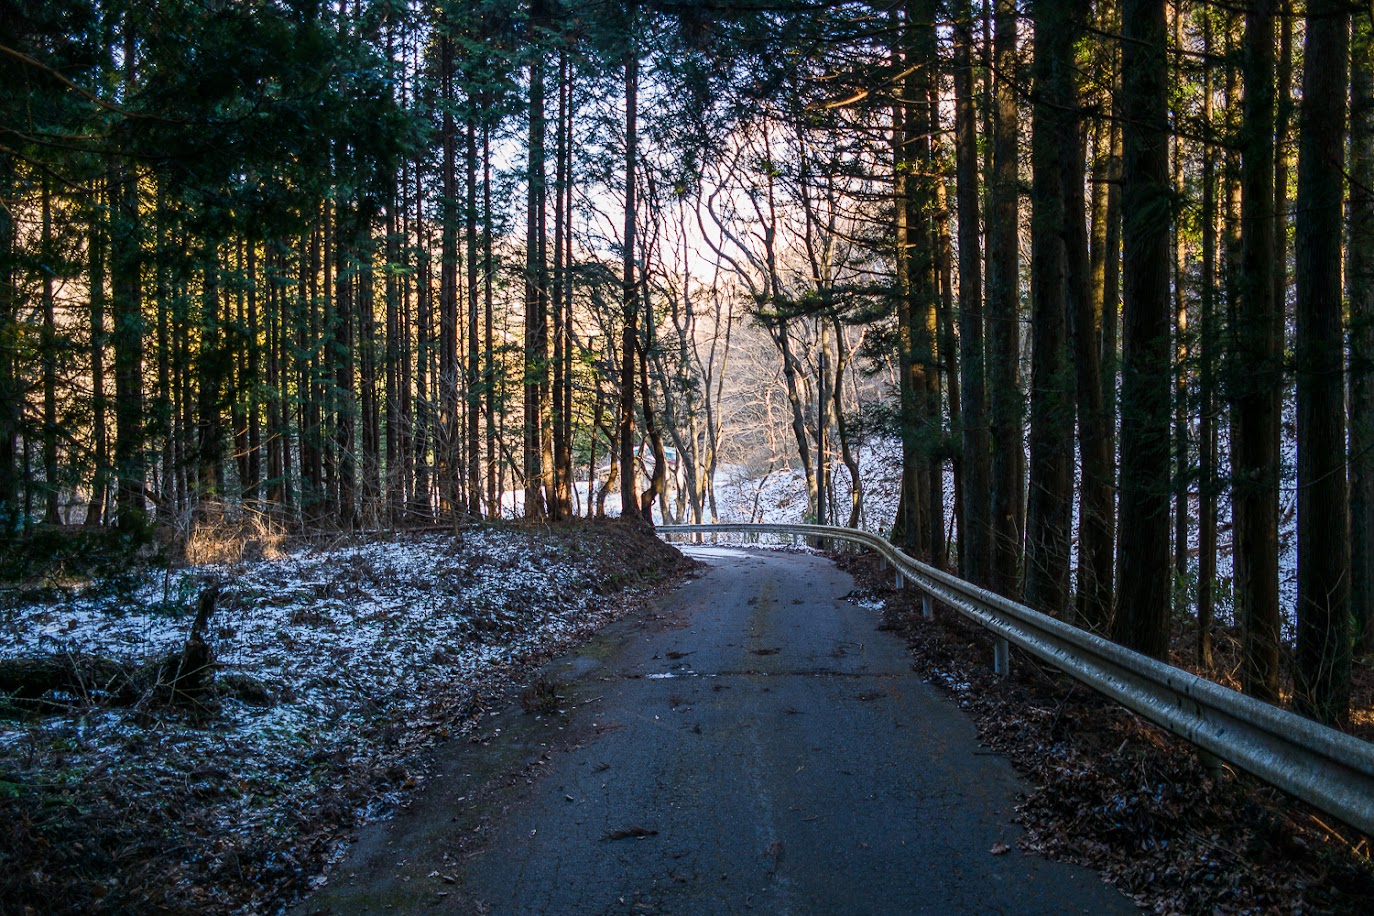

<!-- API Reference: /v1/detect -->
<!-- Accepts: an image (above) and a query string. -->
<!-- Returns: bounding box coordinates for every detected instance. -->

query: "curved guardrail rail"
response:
[658,522,1374,837]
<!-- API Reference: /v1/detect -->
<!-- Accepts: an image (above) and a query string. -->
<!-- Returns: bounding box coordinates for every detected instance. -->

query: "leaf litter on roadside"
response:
[833,550,1374,915]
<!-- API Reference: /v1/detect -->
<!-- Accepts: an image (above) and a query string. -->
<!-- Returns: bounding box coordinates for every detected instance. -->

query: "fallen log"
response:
[0,585,221,710]
[0,653,141,704]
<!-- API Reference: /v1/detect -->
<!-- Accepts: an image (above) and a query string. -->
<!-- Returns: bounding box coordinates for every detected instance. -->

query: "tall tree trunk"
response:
[1274,2,1293,324]
[1112,0,1172,659]
[40,179,60,524]
[891,36,916,549]
[385,173,402,517]
[934,157,955,565]
[1234,0,1281,701]
[112,154,146,531]
[893,0,938,559]
[232,244,251,500]
[267,252,285,508]
[1222,18,1243,635]
[86,185,109,526]
[484,123,498,516]
[1294,0,1352,725]
[524,7,549,520]
[335,221,357,527]
[440,32,461,517]
[1170,5,1190,607]
[987,0,1024,595]
[954,0,990,586]
[467,114,483,519]
[1197,13,1218,668]
[1350,6,1374,655]
[560,71,575,522]
[398,154,414,516]
[356,225,380,519]
[817,320,832,527]
[1071,9,1111,633]
[1101,108,1123,476]
[246,243,264,503]
[833,319,863,528]
[549,51,569,521]
[637,330,666,522]
[300,226,322,516]
[1089,0,1122,568]
[619,7,640,520]
[155,195,174,518]
[322,202,339,514]
[0,157,16,522]
[774,320,815,522]
[414,233,434,518]
[1024,0,1078,617]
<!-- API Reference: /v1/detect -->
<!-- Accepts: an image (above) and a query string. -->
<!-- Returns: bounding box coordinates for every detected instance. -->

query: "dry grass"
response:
[180,502,288,566]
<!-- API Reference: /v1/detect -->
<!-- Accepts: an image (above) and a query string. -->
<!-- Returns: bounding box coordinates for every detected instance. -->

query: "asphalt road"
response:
[302,545,1136,915]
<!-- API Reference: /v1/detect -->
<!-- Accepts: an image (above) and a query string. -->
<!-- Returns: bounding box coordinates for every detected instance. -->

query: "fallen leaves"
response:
[833,550,1374,915]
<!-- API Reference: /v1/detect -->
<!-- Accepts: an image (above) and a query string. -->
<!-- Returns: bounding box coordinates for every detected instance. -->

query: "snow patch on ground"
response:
[0,525,670,912]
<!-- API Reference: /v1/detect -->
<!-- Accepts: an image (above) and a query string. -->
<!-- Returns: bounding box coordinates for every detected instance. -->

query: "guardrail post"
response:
[895,570,905,589]
[1197,748,1226,778]
[920,594,932,620]
[993,637,1011,676]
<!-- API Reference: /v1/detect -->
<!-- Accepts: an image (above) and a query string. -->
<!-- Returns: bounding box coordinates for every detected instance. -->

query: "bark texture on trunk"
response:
[1294,0,1351,724]
[1112,0,1172,660]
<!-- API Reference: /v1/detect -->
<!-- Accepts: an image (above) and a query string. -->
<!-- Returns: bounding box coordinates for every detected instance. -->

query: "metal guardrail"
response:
[658,522,1374,837]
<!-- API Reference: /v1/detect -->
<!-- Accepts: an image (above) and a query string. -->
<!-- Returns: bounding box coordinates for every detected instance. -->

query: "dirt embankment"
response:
[0,517,692,916]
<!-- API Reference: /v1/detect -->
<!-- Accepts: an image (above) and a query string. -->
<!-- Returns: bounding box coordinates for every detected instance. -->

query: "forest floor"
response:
[0,516,694,915]
[832,549,1374,915]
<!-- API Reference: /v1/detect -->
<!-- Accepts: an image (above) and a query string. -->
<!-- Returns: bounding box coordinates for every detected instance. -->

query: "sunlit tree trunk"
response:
[439,31,461,517]
[85,183,109,526]
[40,179,59,524]
[467,112,483,519]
